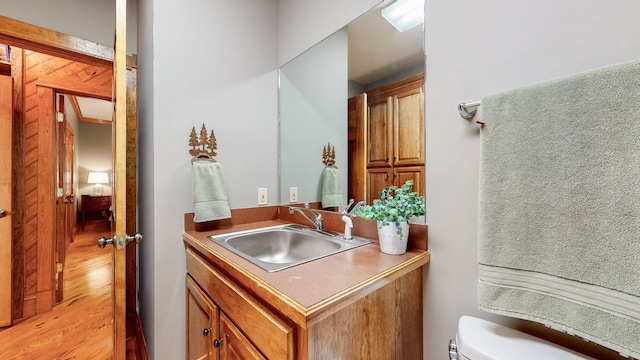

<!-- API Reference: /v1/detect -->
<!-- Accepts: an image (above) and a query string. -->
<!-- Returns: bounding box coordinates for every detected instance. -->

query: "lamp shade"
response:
[87,172,109,184]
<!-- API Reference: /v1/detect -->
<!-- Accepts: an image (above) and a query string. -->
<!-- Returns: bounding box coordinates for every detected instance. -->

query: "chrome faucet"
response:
[343,199,366,216]
[289,203,323,231]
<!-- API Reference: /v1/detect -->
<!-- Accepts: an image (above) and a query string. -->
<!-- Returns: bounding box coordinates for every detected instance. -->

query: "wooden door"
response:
[54,94,75,304]
[63,121,75,248]
[347,93,367,204]
[393,85,424,167]
[54,95,66,303]
[0,74,12,327]
[112,1,137,357]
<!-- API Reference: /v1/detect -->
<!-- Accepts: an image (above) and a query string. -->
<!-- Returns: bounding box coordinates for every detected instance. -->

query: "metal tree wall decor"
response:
[189,123,217,159]
[322,142,336,167]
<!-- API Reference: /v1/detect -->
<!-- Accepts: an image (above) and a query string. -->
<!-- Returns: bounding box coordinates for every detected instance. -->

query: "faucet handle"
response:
[304,203,320,216]
[303,203,323,227]
[342,199,355,214]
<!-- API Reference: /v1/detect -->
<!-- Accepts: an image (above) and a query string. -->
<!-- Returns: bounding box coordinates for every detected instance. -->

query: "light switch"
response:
[258,188,268,205]
[289,187,298,203]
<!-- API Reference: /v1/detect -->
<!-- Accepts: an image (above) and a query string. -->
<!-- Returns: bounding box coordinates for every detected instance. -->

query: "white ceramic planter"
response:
[376,221,409,255]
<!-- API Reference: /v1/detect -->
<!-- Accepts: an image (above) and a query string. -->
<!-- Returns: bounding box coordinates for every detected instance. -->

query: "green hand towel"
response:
[192,161,231,222]
[321,166,343,208]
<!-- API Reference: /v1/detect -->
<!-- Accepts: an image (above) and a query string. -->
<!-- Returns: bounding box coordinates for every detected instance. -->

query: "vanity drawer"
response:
[186,249,295,360]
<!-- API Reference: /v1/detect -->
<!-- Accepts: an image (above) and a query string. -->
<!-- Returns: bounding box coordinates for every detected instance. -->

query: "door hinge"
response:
[56,112,64,122]
[56,262,63,273]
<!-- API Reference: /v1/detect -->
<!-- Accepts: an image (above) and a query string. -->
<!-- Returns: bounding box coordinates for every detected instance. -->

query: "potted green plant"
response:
[352,180,425,255]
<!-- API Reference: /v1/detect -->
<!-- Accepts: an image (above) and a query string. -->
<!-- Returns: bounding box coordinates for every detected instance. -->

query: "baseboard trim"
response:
[126,312,149,360]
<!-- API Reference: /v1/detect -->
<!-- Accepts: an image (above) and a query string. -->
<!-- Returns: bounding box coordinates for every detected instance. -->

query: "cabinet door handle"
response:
[203,328,212,336]
[213,338,224,348]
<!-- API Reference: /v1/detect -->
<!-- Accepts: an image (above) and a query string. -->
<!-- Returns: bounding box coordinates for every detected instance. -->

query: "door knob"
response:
[98,233,143,249]
[0,209,7,218]
[97,236,114,248]
[128,233,143,244]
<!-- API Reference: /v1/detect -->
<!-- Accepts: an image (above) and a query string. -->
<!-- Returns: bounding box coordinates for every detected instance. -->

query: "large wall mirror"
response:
[279,0,425,217]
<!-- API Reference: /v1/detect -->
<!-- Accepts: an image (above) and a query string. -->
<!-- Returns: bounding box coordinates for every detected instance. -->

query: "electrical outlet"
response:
[289,187,298,203]
[258,188,268,205]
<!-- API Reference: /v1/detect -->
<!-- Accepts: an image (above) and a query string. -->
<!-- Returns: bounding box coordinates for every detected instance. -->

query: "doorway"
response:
[0,11,142,359]
[14,47,114,319]
[56,92,114,302]
[0,44,118,356]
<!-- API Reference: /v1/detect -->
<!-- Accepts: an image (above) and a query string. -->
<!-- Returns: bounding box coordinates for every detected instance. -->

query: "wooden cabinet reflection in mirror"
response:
[349,72,425,204]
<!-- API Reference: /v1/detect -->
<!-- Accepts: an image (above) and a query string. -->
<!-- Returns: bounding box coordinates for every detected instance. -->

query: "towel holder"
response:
[189,123,218,163]
[458,101,484,125]
[322,142,337,168]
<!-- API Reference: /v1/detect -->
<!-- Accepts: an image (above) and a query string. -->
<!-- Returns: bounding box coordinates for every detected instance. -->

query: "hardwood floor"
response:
[0,221,113,359]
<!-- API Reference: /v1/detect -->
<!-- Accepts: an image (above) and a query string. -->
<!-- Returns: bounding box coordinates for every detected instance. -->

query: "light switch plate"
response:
[258,188,268,205]
[289,187,298,203]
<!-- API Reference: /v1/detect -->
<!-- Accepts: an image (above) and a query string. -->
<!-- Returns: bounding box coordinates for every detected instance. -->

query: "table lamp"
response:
[87,171,109,196]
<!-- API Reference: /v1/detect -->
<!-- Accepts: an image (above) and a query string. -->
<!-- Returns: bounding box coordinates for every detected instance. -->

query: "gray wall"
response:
[0,0,138,55]
[279,28,348,205]
[77,122,112,196]
[424,0,640,358]
[278,0,380,66]
[137,0,279,358]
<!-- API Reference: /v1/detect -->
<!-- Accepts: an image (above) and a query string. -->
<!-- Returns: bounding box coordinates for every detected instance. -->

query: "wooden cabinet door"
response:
[0,74,12,327]
[393,85,424,167]
[367,167,424,203]
[219,312,266,360]
[364,74,425,203]
[367,96,393,168]
[367,168,393,203]
[186,249,295,360]
[395,166,424,197]
[348,94,367,204]
[186,276,219,360]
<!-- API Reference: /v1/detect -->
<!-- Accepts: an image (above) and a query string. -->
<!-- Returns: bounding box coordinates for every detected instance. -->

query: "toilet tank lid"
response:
[456,316,595,360]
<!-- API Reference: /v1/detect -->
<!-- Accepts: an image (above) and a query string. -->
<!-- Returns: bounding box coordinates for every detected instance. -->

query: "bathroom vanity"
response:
[183,206,429,360]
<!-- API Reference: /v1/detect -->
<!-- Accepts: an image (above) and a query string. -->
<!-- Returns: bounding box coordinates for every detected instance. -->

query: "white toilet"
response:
[449,316,596,360]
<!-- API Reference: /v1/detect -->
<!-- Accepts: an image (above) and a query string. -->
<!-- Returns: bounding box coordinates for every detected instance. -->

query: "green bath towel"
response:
[478,59,640,359]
